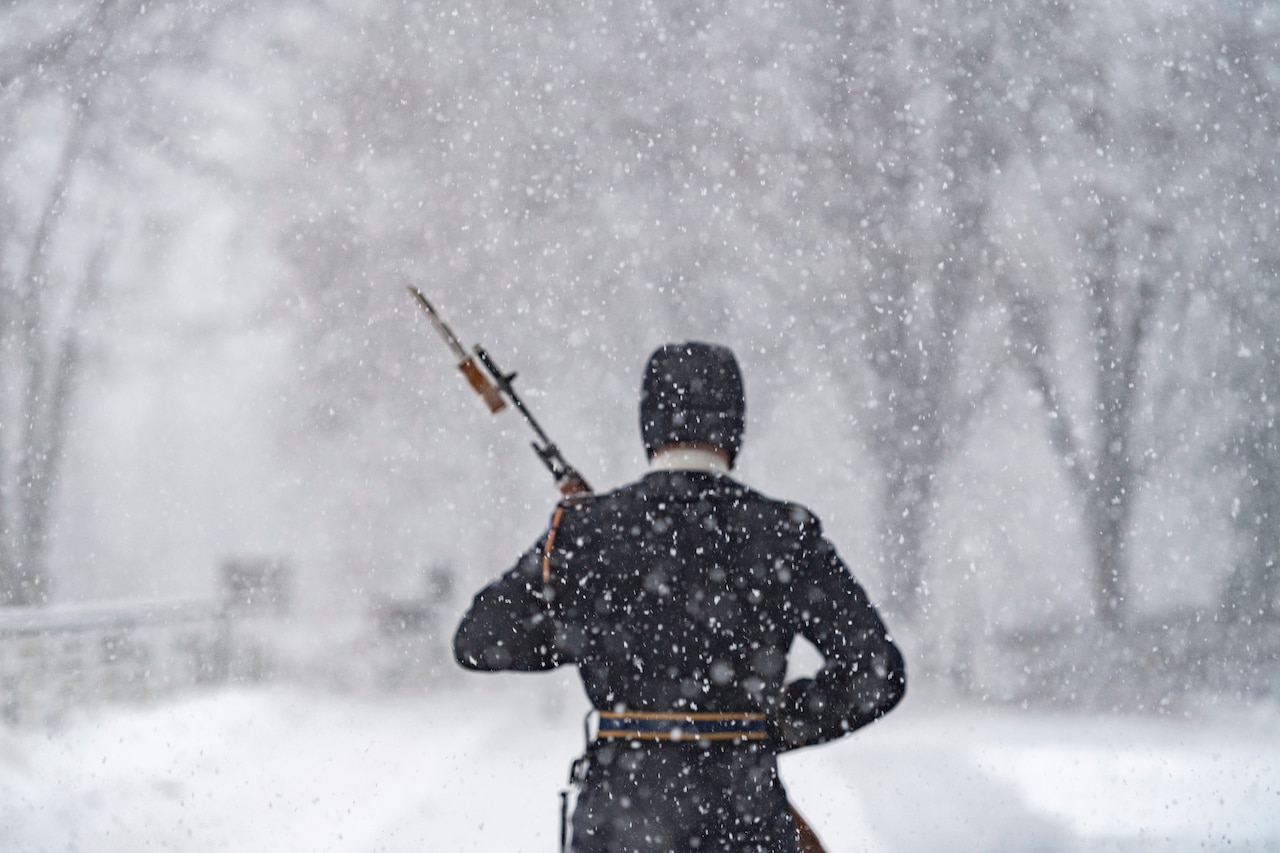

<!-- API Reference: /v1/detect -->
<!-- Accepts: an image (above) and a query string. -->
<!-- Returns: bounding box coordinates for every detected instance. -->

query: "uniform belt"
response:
[594,710,769,742]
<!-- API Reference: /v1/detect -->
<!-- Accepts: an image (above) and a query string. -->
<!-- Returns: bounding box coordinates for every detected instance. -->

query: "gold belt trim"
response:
[595,710,769,742]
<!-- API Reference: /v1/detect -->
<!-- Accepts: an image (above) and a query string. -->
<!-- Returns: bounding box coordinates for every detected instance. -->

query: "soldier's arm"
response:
[770,520,906,751]
[453,546,565,671]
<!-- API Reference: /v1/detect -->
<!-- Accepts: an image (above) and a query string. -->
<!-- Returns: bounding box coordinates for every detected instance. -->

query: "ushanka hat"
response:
[640,342,745,467]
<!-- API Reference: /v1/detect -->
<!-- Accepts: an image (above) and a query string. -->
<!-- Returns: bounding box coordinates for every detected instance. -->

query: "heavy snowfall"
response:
[1,0,1278,850]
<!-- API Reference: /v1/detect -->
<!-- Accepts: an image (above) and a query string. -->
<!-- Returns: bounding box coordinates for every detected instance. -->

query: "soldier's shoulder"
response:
[731,483,822,533]
[558,479,647,518]
[561,475,821,530]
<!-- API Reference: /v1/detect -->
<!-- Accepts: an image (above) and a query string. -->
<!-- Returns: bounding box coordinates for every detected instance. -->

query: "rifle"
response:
[407,286,591,497]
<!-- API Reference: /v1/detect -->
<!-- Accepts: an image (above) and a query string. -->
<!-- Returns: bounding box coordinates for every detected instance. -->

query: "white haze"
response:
[1,0,1278,848]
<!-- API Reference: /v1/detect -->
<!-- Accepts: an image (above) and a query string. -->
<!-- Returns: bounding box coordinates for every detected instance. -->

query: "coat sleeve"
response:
[769,515,906,752]
[453,543,567,672]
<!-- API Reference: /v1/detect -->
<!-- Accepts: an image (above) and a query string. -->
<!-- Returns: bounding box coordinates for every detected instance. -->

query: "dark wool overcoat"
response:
[454,470,906,853]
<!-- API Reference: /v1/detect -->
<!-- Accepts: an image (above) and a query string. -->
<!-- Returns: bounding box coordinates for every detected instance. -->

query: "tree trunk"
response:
[1085,492,1130,631]
[878,459,936,621]
[0,81,95,605]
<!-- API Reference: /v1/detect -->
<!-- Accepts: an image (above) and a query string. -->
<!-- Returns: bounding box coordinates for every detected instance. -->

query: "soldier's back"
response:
[548,469,818,716]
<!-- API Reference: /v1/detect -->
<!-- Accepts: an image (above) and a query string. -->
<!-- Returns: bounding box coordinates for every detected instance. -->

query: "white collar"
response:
[648,447,730,475]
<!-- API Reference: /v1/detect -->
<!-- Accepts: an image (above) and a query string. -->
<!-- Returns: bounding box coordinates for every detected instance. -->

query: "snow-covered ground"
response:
[2,671,1277,852]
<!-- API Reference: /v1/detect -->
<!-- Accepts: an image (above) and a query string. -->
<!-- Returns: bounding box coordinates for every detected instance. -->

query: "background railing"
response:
[0,567,459,726]
[0,600,233,726]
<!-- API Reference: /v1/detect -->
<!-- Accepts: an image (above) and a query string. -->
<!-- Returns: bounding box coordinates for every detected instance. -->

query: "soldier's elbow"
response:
[453,635,481,670]
[454,642,486,670]
[453,622,499,671]
[880,644,908,713]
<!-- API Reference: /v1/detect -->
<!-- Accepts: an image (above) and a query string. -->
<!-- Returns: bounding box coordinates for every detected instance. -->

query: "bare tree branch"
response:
[1003,275,1090,496]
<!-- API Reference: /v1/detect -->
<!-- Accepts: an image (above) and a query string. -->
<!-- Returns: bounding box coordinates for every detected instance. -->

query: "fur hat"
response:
[640,342,745,467]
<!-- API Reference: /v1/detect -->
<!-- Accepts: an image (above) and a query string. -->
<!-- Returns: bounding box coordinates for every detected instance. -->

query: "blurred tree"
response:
[1000,0,1203,630]
[809,0,1013,622]
[1206,1,1280,623]
[0,0,250,604]
[0,1,122,604]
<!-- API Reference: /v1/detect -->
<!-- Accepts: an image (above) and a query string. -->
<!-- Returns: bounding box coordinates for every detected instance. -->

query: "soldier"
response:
[454,341,906,853]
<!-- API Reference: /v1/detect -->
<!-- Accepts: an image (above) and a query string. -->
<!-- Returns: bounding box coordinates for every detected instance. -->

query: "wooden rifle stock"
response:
[407,286,506,414]
[457,354,506,414]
